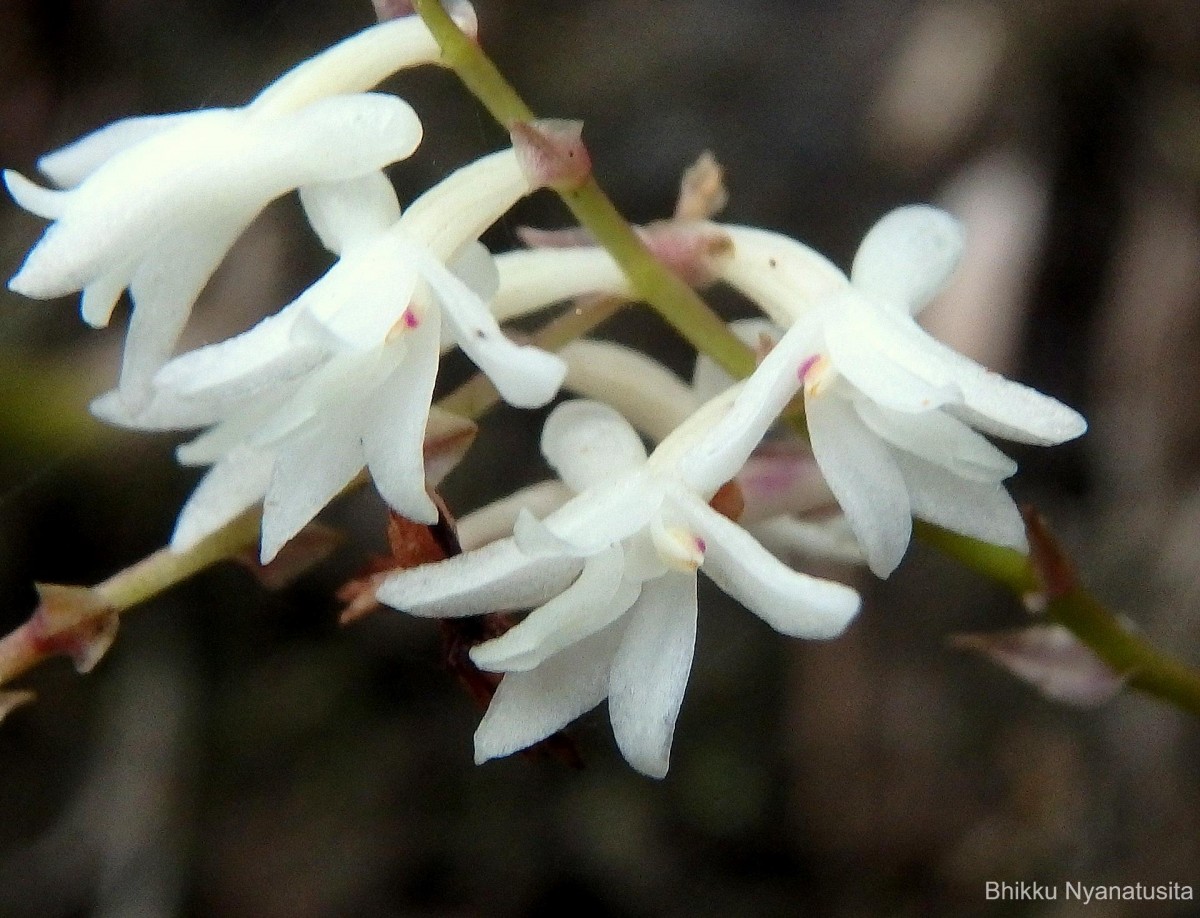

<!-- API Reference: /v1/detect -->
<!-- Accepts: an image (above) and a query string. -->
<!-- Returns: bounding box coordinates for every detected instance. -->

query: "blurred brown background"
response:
[1,0,1198,915]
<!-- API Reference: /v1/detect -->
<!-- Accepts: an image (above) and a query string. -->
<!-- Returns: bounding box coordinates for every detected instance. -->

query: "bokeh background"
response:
[1,0,1199,915]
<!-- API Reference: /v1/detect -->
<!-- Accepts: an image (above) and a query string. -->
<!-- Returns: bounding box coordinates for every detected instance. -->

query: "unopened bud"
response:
[511,119,591,191]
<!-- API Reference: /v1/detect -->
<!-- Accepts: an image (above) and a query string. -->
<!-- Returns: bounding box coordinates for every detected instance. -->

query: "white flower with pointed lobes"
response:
[4,6,480,406]
[377,392,860,778]
[93,142,579,564]
[710,205,1088,577]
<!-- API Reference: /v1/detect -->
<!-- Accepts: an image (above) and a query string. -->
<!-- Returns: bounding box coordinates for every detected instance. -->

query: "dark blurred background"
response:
[2,0,1199,915]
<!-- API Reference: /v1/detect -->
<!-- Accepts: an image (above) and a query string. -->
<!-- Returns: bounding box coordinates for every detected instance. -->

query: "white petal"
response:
[260,414,365,563]
[153,308,322,403]
[469,544,635,672]
[4,169,68,219]
[608,573,698,779]
[425,247,566,408]
[837,298,1086,445]
[850,205,963,315]
[456,481,575,552]
[248,16,443,117]
[91,386,222,432]
[534,476,665,556]
[854,400,1017,481]
[681,496,860,639]
[895,452,1028,552]
[80,267,131,328]
[715,224,849,326]
[299,171,401,255]
[119,222,246,404]
[807,392,912,578]
[473,620,624,765]
[680,312,819,496]
[376,538,583,618]
[171,448,274,552]
[397,149,530,259]
[38,113,201,187]
[690,317,781,404]
[824,296,962,412]
[540,400,647,493]
[361,314,441,524]
[290,240,419,351]
[251,93,423,188]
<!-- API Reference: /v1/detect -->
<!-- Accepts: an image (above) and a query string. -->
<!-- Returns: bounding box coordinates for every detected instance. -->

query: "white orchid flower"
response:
[93,147,578,563]
[710,205,1088,577]
[377,395,860,778]
[4,6,478,405]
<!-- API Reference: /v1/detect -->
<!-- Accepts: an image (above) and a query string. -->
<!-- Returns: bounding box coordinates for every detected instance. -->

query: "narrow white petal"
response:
[513,508,585,558]
[854,399,1017,481]
[376,538,583,618]
[895,453,1028,552]
[807,392,912,578]
[290,241,418,351]
[838,299,1086,445]
[427,248,566,408]
[850,205,964,315]
[248,16,443,117]
[690,318,781,404]
[80,267,132,328]
[91,386,222,432]
[153,308,322,403]
[680,312,819,496]
[824,298,962,412]
[171,448,274,552]
[473,620,623,765]
[299,172,401,255]
[253,93,423,187]
[118,223,245,405]
[260,416,365,563]
[361,314,441,525]
[38,113,201,187]
[469,544,635,672]
[535,476,665,556]
[456,481,575,552]
[540,400,647,493]
[4,170,68,219]
[715,224,849,326]
[681,497,860,639]
[608,573,698,779]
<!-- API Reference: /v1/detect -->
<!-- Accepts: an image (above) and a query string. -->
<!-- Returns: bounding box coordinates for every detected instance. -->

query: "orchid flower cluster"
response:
[3,2,1091,776]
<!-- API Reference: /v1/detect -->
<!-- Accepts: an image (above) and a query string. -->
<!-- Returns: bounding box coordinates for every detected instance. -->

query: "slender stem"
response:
[95,510,263,609]
[413,0,756,380]
[920,520,1200,716]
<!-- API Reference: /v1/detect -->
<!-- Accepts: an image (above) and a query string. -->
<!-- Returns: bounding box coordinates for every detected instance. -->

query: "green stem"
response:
[919,521,1200,716]
[413,0,756,380]
[95,510,263,609]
